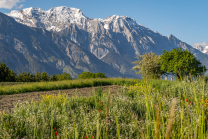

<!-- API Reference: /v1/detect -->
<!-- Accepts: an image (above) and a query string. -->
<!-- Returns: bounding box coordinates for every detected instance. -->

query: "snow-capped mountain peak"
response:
[7,6,144,34]
[22,7,44,15]
[47,6,87,20]
[94,14,139,32]
[7,10,23,20]
[98,15,136,25]
[7,6,88,32]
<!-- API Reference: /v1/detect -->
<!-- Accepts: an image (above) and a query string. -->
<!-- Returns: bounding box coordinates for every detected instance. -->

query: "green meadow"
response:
[0,78,208,138]
[0,78,139,95]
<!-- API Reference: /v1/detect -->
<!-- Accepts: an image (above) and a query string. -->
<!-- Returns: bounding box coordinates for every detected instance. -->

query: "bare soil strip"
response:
[0,85,126,111]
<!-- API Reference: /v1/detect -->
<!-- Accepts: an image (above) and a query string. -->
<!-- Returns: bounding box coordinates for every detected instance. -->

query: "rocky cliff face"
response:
[1,6,207,78]
[0,12,123,78]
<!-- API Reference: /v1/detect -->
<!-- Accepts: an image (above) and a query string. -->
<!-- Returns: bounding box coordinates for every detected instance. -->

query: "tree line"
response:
[132,48,207,80]
[0,62,72,82]
[3,48,204,82]
[0,62,107,82]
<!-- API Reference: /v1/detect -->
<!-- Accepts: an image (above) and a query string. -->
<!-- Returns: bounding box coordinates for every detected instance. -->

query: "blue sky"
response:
[0,0,207,47]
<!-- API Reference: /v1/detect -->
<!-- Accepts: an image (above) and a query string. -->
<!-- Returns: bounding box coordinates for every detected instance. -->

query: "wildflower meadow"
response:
[0,78,208,138]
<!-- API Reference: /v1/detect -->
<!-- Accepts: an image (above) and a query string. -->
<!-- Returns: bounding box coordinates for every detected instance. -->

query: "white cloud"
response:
[192,42,208,47]
[0,0,25,9]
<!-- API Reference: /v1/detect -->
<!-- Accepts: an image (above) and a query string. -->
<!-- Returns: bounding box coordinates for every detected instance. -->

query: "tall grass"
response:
[0,78,140,95]
[0,78,208,138]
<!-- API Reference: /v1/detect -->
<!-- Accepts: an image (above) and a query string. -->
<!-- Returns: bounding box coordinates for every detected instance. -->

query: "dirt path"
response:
[0,85,126,111]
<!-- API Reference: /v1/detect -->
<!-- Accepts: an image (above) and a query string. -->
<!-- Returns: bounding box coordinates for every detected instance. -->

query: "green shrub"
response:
[57,72,72,81]
[78,72,107,79]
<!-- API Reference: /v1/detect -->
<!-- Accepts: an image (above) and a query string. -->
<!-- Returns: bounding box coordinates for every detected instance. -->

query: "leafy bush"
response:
[132,52,162,79]
[57,72,72,81]
[78,72,107,79]
[95,72,107,78]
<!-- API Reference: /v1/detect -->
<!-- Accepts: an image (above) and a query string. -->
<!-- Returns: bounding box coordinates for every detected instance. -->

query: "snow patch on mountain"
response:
[104,24,109,30]
[7,10,23,20]
[195,45,208,55]
[202,46,208,53]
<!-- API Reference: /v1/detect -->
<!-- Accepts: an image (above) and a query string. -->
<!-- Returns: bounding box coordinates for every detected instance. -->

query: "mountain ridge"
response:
[0,7,207,78]
[0,12,124,78]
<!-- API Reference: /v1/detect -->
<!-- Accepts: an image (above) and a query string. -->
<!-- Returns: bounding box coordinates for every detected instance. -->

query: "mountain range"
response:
[0,6,207,78]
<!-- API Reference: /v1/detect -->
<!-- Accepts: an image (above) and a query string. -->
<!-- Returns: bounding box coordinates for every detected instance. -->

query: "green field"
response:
[0,78,208,138]
[0,78,140,95]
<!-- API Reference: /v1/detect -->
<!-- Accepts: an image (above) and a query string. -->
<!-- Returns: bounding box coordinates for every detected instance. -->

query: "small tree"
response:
[132,52,163,79]
[159,48,206,79]
[41,72,50,81]
[50,74,58,81]
[35,71,42,82]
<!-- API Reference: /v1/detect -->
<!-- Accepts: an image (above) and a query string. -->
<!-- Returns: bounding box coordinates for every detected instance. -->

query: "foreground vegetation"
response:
[1,78,208,138]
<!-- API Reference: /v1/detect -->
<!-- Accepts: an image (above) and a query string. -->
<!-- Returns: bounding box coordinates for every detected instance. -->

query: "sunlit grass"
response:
[0,78,208,138]
[0,78,140,95]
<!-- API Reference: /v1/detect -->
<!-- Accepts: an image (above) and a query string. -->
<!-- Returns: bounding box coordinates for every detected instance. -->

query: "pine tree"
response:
[0,62,16,82]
